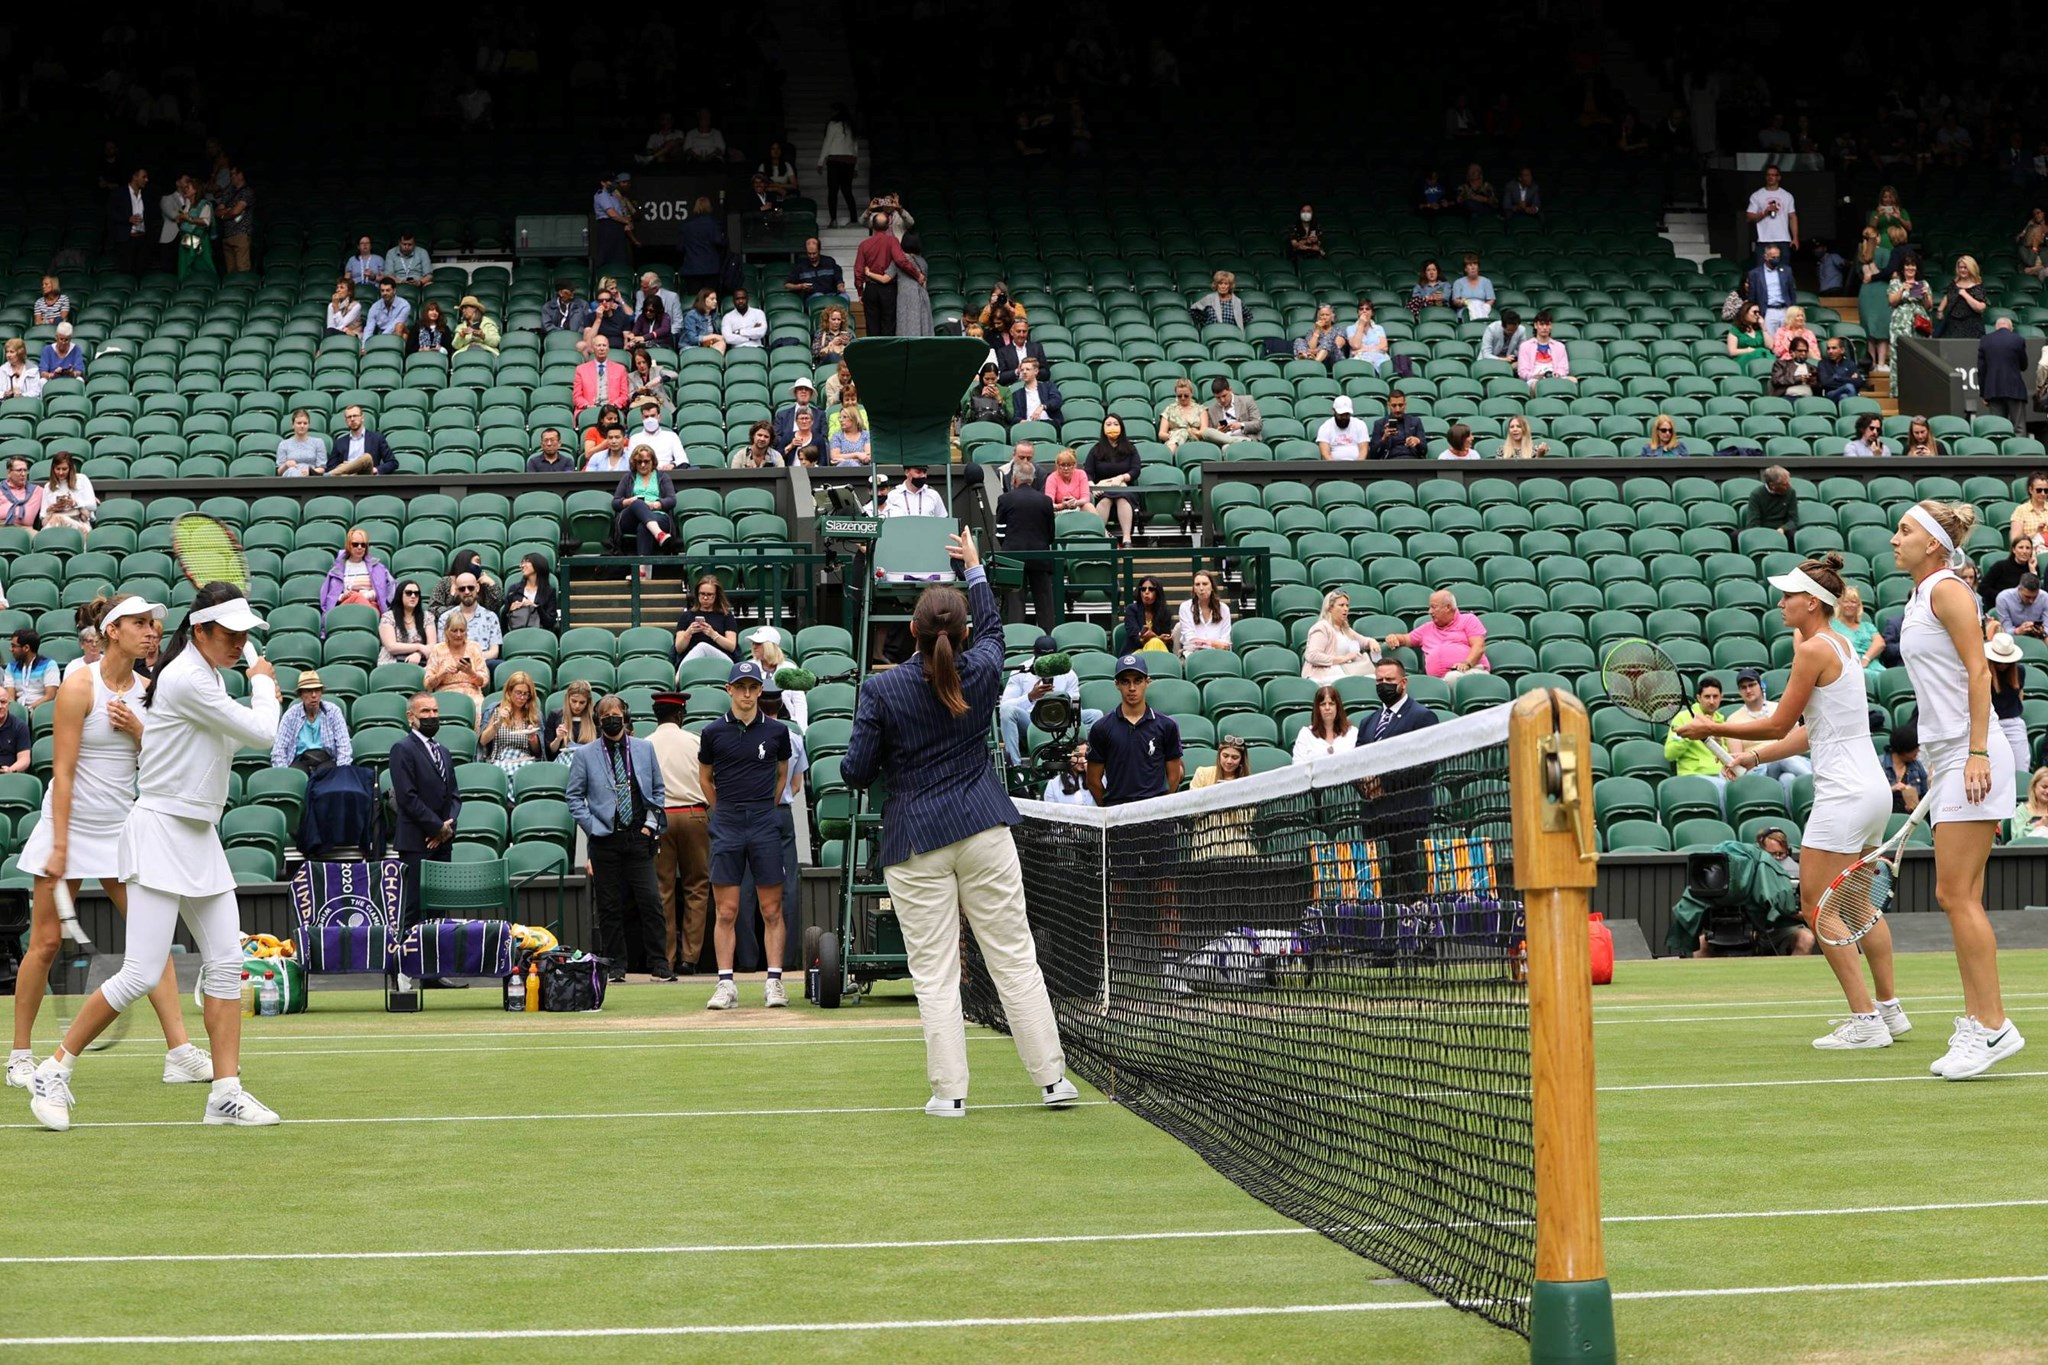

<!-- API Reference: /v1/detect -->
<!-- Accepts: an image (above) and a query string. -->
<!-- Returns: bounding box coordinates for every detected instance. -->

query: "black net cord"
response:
[964,740,1536,1338]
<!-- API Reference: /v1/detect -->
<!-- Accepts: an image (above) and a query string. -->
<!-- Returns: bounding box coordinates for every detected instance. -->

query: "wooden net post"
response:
[1509,690,1615,1364]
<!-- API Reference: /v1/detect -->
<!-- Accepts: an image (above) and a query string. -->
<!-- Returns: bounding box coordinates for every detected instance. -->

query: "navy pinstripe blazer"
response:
[841,566,1020,867]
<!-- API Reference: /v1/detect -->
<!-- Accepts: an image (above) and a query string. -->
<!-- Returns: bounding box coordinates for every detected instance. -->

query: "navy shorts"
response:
[710,807,784,886]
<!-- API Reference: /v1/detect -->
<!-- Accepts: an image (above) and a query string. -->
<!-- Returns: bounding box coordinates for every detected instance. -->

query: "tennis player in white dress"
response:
[6,596,213,1091]
[1677,556,1908,1050]
[28,584,283,1130]
[1892,501,2027,1079]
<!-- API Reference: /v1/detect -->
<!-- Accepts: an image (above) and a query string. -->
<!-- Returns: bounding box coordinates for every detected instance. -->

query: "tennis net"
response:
[964,704,1536,1336]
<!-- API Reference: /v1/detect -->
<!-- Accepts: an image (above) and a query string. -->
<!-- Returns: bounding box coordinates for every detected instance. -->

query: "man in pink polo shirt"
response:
[1385,590,1490,684]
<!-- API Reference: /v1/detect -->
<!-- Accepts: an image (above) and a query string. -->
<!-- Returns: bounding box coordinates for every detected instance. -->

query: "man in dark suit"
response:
[324,403,398,476]
[1356,658,1439,902]
[389,692,464,987]
[1746,245,1798,334]
[771,377,824,448]
[567,693,673,983]
[107,167,154,278]
[1980,314,2031,432]
[998,463,1058,626]
[993,317,1051,385]
[1008,358,1063,428]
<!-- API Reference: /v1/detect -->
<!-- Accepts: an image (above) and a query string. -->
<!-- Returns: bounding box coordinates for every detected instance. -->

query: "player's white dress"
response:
[1798,631,1893,854]
[1900,567,2018,825]
[15,661,143,879]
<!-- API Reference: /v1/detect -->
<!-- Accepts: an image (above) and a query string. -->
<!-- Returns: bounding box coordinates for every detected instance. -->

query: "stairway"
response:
[562,569,690,632]
[1821,298,1900,417]
[771,0,869,286]
[1660,210,1714,269]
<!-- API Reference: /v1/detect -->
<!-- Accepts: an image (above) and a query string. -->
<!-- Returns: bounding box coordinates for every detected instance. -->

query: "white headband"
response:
[1767,568,1839,609]
[1907,505,1957,556]
[99,598,166,627]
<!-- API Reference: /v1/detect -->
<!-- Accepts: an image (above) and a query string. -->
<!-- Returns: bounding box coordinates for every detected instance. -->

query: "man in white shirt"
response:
[1745,164,1798,262]
[682,108,727,162]
[1728,668,1812,798]
[998,636,1099,763]
[1315,395,1368,460]
[878,464,947,518]
[633,400,690,469]
[719,288,767,348]
[1012,357,1059,425]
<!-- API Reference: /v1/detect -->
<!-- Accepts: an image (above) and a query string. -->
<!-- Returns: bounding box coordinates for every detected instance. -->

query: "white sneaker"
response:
[924,1096,965,1118]
[28,1061,74,1132]
[706,980,739,1011]
[1931,1016,1975,1075]
[1813,1015,1892,1050]
[1876,1001,1913,1037]
[1872,362,1890,374]
[763,978,788,1009]
[5,1051,36,1089]
[203,1086,280,1126]
[1935,1016,2027,1081]
[162,1045,215,1084]
[1043,1077,1080,1107]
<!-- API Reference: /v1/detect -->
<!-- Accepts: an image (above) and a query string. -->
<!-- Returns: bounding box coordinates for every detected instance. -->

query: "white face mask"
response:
[643,417,659,433]
[1300,212,1313,223]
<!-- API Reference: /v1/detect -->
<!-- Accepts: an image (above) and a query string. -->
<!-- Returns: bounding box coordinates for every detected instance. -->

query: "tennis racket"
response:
[1812,791,1934,946]
[1600,639,1737,768]
[170,514,259,667]
[49,881,130,1052]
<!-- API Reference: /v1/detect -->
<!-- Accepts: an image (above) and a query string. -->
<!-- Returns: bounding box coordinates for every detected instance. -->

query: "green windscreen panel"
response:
[843,336,990,464]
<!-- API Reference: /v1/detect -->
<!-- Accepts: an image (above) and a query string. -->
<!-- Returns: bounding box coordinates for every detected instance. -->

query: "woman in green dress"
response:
[1888,255,1935,354]
[177,194,215,280]
[1856,225,1895,372]
[1725,301,1771,376]
[1866,185,1912,241]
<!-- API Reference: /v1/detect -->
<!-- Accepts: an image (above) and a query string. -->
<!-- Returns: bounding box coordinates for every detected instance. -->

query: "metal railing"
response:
[987,545,1274,627]
[559,542,829,630]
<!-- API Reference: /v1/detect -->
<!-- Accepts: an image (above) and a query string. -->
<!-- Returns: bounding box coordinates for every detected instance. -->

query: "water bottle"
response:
[507,967,526,1013]
[259,970,281,1017]
[239,970,255,1018]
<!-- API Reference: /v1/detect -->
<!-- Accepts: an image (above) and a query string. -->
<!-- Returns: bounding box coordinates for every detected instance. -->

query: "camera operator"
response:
[999,636,1100,766]
[1042,742,1094,806]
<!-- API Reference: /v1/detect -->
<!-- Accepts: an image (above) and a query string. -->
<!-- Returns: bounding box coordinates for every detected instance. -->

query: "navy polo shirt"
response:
[1087,706,1182,807]
[0,710,26,768]
[700,710,791,812]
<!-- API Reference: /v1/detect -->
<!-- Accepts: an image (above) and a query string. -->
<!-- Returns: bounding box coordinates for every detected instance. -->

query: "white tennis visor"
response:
[189,598,269,633]
[99,598,166,627]
[1766,568,1839,609]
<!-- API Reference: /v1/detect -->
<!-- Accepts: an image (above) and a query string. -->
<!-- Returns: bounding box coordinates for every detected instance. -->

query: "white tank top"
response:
[1802,630,1874,760]
[1900,568,1972,742]
[56,660,144,821]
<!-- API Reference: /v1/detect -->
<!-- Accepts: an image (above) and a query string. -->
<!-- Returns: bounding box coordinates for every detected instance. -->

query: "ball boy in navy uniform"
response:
[699,659,792,1010]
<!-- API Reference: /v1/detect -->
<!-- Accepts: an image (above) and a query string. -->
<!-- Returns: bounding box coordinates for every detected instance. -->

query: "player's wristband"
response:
[1969,749,1990,757]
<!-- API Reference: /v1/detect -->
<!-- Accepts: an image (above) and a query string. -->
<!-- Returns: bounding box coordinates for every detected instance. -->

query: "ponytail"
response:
[147,581,241,708]
[911,585,970,717]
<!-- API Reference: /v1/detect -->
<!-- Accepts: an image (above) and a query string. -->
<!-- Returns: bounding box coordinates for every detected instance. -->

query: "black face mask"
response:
[415,717,441,738]
[600,715,627,738]
[1376,682,1403,705]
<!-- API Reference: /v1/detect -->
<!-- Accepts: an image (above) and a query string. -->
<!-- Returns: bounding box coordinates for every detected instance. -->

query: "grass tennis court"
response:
[5,949,2046,1362]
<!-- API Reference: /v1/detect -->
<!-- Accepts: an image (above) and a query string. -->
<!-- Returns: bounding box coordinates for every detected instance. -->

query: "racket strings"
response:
[1602,641,1687,724]
[1816,859,1892,945]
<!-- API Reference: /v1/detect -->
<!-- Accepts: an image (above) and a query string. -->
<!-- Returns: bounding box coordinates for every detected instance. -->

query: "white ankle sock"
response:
[166,1043,197,1059]
[46,1052,74,1076]
[8,1048,30,1061]
[1876,997,1901,1008]
[210,1077,242,1098]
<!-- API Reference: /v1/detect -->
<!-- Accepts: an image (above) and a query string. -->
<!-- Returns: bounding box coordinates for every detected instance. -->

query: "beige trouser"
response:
[884,824,1065,1101]
[326,454,377,476]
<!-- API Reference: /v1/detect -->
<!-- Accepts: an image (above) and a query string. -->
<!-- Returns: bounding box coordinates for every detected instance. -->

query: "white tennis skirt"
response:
[1923,735,2017,827]
[15,798,132,881]
[1800,780,1891,856]
[117,808,236,897]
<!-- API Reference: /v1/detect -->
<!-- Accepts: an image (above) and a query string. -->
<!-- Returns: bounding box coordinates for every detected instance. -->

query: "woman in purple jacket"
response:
[319,527,397,617]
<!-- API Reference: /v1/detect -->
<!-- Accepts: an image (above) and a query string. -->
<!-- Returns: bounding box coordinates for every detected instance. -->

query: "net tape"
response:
[967,703,1536,1336]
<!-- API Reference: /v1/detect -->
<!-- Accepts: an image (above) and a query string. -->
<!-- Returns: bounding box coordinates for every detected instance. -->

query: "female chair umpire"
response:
[841,529,1080,1117]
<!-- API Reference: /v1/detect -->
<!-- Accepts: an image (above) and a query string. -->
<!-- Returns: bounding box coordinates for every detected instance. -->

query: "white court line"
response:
[34,1021,930,1046]
[0,1099,1115,1131]
[5,1198,2042,1268]
[1597,1006,2048,1027]
[52,1036,1006,1062]
[4,1275,2046,1346]
[7,1068,2043,1130]
[1592,989,2048,1013]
